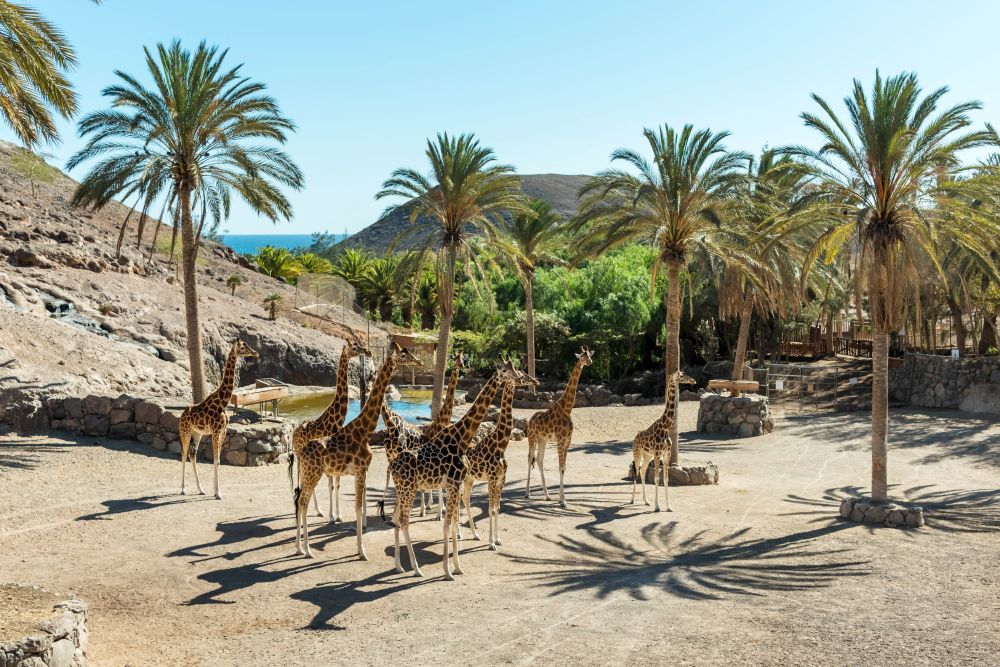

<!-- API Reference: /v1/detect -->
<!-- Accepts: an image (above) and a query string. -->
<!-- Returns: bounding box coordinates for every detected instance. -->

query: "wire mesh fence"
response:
[749,363,873,416]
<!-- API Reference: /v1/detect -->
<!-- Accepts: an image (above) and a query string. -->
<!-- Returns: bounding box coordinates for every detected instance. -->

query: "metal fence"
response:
[749,363,873,415]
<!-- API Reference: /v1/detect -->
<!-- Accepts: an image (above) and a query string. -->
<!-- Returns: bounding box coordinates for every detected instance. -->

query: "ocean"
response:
[220,233,347,255]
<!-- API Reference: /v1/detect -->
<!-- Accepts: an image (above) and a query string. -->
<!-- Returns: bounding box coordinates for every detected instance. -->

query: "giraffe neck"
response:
[346,352,397,442]
[492,382,516,449]
[656,373,679,433]
[210,345,241,404]
[445,371,502,447]
[553,358,586,416]
[437,365,461,426]
[312,348,355,432]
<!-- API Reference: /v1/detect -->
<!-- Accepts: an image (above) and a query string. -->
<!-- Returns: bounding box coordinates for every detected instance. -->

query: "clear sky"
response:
[8,0,1000,235]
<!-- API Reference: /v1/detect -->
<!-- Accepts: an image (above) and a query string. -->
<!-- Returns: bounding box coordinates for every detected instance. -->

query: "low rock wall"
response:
[890,353,1000,413]
[1,593,87,667]
[696,394,774,437]
[44,394,291,466]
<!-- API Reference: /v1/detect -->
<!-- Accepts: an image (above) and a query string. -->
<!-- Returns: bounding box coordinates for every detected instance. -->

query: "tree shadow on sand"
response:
[784,484,1000,533]
[504,520,869,601]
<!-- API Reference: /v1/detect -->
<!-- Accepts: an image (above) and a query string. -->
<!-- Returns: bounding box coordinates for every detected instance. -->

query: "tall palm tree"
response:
[254,245,302,281]
[360,254,400,322]
[790,71,998,503]
[0,1,92,146]
[69,41,303,402]
[295,252,333,275]
[500,198,566,388]
[331,247,373,286]
[376,132,526,416]
[576,125,748,463]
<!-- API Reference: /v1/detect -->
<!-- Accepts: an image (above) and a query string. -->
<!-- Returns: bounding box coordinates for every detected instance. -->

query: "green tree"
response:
[226,274,243,296]
[792,71,998,503]
[295,251,333,275]
[69,41,303,402]
[576,125,747,463]
[0,1,91,146]
[360,254,400,322]
[9,148,57,197]
[499,198,566,388]
[263,292,283,320]
[331,247,373,286]
[377,132,526,416]
[254,246,302,281]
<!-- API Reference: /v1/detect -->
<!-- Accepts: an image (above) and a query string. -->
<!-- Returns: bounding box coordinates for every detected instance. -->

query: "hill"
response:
[0,142,386,429]
[336,173,589,254]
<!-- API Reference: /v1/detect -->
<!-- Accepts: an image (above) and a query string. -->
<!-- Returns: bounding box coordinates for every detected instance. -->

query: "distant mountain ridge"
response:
[337,173,589,254]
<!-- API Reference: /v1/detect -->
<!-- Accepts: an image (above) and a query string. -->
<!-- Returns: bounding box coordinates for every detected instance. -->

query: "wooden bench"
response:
[230,379,290,417]
[707,379,760,398]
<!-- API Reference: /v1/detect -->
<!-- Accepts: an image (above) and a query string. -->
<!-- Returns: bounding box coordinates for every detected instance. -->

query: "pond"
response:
[275,387,434,425]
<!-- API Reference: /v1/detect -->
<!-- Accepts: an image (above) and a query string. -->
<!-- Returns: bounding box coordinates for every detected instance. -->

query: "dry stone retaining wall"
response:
[696,394,774,437]
[890,353,1000,414]
[44,394,290,466]
[1,595,87,667]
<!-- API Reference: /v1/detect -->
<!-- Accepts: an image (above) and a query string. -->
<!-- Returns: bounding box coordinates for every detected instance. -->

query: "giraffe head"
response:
[453,351,468,372]
[234,338,259,360]
[345,337,372,359]
[674,370,697,385]
[575,346,594,366]
[515,367,539,388]
[389,341,420,366]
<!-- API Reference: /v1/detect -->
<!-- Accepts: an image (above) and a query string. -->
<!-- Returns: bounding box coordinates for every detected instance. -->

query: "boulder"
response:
[64,397,84,419]
[108,422,138,439]
[134,400,162,424]
[82,414,109,436]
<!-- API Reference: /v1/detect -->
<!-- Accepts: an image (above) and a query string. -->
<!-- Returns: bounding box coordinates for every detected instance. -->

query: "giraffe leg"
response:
[442,483,462,580]
[653,454,662,512]
[355,474,368,560]
[462,478,480,540]
[640,456,651,506]
[488,476,502,550]
[393,484,421,576]
[299,457,323,517]
[557,437,570,508]
[296,465,322,558]
[525,437,536,498]
[536,440,551,501]
[211,431,224,500]
[419,491,427,518]
[663,453,673,512]
[630,449,641,505]
[436,488,443,521]
[179,425,192,495]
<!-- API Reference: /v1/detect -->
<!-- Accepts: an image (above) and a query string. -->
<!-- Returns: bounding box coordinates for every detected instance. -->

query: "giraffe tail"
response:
[293,486,301,518]
[377,499,390,525]
[287,452,295,486]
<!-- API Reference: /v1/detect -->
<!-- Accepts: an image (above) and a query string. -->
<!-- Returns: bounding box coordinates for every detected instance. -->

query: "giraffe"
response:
[179,338,258,499]
[630,370,696,511]
[416,351,466,515]
[377,395,424,516]
[386,358,517,580]
[461,363,537,548]
[293,341,418,559]
[525,346,593,507]
[289,338,370,520]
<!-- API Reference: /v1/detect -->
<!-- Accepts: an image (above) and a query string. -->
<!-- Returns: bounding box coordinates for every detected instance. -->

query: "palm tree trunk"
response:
[431,244,457,419]
[871,331,889,502]
[525,275,536,394]
[179,184,206,403]
[665,259,682,465]
[731,296,753,381]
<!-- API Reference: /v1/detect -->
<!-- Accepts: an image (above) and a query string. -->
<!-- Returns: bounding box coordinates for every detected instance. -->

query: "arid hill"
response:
[336,173,589,254]
[0,142,387,430]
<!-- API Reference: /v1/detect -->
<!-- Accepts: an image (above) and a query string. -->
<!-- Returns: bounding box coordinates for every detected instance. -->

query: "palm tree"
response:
[226,274,243,296]
[790,71,998,503]
[295,252,333,275]
[331,247,373,286]
[414,272,438,330]
[500,198,566,388]
[263,293,283,320]
[360,254,400,322]
[376,132,526,416]
[0,1,89,146]
[69,41,303,401]
[254,246,302,281]
[576,125,748,463]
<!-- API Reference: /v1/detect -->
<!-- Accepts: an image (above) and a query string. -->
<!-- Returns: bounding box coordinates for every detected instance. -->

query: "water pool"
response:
[276,387,433,425]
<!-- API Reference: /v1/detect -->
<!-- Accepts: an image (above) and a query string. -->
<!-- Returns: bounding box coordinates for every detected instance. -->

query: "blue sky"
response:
[9,1,1000,234]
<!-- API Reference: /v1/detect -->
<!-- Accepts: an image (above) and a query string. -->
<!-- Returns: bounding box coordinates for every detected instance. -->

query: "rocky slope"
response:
[337,173,589,254]
[0,141,389,426]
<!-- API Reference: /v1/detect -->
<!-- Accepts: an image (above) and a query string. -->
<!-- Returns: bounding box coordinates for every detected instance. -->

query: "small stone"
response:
[64,397,83,418]
[839,498,855,519]
[167,440,182,454]
[864,506,887,524]
[224,450,247,466]
[226,435,248,450]
[849,506,865,522]
[50,638,75,667]
[82,414,109,436]
[83,394,113,416]
[111,394,135,410]
[159,411,180,431]
[152,436,167,451]
[510,428,525,441]
[109,408,132,425]
[738,423,755,437]
[888,509,904,526]
[247,440,273,453]
[136,432,155,445]
[134,401,161,424]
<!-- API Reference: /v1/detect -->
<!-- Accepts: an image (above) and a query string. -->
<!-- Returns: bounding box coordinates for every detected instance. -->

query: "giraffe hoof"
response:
[654,506,661,513]
[358,551,369,561]
[214,493,223,500]
[495,538,503,546]
[453,567,464,576]
[414,569,424,578]
[444,572,455,581]
[304,551,314,559]
[472,533,481,541]
[666,505,674,512]
[644,501,650,506]
[395,565,405,574]
[489,543,497,551]
[559,501,567,509]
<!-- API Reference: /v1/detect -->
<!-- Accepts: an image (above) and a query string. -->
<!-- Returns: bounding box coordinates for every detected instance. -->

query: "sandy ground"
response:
[1,403,999,666]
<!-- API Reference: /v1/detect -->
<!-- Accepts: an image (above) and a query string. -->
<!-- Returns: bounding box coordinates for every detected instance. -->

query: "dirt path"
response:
[1,404,999,666]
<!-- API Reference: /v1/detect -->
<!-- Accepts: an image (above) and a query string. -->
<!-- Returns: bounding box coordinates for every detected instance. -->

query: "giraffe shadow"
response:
[291,568,434,630]
[76,494,202,521]
[183,554,340,605]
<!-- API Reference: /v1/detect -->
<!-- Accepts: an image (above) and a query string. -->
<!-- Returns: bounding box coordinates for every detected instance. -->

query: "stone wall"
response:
[696,394,774,437]
[463,380,657,410]
[889,353,1000,414]
[1,591,87,667]
[44,394,291,466]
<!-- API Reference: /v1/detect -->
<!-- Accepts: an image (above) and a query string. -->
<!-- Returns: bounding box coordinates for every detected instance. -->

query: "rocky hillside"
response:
[0,141,389,422]
[337,173,589,254]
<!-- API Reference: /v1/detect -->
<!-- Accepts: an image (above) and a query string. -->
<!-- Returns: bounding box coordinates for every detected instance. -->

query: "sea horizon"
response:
[220,233,347,255]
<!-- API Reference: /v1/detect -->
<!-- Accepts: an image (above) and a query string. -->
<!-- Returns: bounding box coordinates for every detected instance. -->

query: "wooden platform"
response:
[707,379,760,398]
[230,379,289,416]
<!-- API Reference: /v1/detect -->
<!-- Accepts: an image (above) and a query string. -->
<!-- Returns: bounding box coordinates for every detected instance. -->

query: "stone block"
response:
[111,394,135,411]
[226,435,248,451]
[134,401,161,424]
[47,398,66,419]
[159,411,180,431]
[167,440,182,455]
[83,394,112,416]
[738,423,755,437]
[109,408,132,425]
[224,450,248,466]
[108,422,137,439]
[247,440,273,454]
[152,436,167,451]
[64,397,83,419]
[510,428,525,441]
[136,432,155,445]
[50,637,75,667]
[82,414,109,436]
[864,506,887,524]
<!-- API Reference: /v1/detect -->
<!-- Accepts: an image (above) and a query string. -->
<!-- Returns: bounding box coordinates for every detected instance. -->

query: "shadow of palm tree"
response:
[784,484,1000,533]
[504,521,868,601]
[290,569,433,630]
[780,409,1000,468]
[0,438,89,470]
[76,494,199,521]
